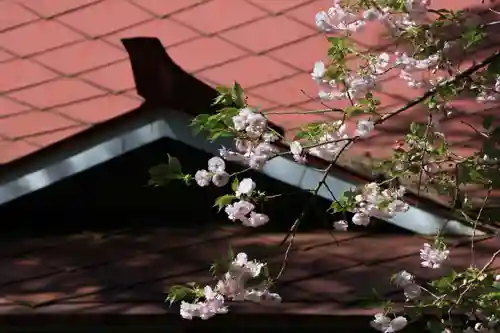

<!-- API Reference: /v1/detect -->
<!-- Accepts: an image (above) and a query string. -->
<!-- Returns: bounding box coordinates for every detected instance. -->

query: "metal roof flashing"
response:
[0,107,482,236]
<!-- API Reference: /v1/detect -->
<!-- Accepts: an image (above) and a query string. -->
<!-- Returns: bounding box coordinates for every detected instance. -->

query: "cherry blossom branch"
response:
[274,160,337,281]
[376,50,500,126]
[470,187,492,267]
[449,247,500,316]
[263,108,343,115]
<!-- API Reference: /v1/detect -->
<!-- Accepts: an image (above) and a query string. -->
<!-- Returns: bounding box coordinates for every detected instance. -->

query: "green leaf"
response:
[212,86,233,106]
[165,285,194,305]
[148,164,171,187]
[213,194,237,211]
[232,82,246,108]
[190,114,210,133]
[231,178,239,192]
[215,86,230,94]
[294,131,307,139]
[344,106,366,117]
[217,107,240,117]
[167,154,181,174]
[436,140,447,155]
[469,168,483,182]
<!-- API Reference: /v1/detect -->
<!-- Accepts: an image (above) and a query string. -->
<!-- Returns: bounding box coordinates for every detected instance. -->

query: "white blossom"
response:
[311,61,326,82]
[371,313,408,332]
[403,283,422,300]
[179,286,228,320]
[355,119,375,137]
[207,157,226,173]
[212,171,230,187]
[245,212,270,227]
[225,200,255,223]
[195,169,212,187]
[352,212,370,226]
[333,220,349,231]
[393,270,414,287]
[290,141,306,163]
[315,1,365,32]
[353,183,409,225]
[420,243,449,269]
[235,178,256,198]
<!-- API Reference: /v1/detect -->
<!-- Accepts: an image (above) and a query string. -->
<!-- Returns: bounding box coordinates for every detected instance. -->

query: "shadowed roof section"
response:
[0,223,496,326]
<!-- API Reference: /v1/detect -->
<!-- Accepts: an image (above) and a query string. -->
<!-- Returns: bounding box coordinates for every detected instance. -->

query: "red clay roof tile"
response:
[0,140,39,164]
[53,94,141,123]
[246,0,312,14]
[267,34,330,71]
[246,94,279,110]
[0,0,494,172]
[104,18,199,49]
[168,36,248,72]
[0,97,31,117]
[0,2,39,32]
[0,111,78,139]
[16,0,102,18]
[24,125,90,147]
[0,49,14,63]
[130,0,207,16]
[220,15,316,53]
[284,0,334,28]
[197,55,298,88]
[7,78,105,110]
[0,20,84,57]
[32,40,127,75]
[55,0,152,37]
[249,72,317,106]
[0,59,58,92]
[78,60,136,92]
[171,0,268,34]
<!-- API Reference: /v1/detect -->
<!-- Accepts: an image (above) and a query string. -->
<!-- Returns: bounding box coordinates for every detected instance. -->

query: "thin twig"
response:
[460,120,489,139]
[263,108,343,115]
[449,247,500,316]
[471,186,492,267]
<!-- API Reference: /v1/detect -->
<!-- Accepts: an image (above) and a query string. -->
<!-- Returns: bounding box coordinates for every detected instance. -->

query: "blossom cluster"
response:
[419,242,450,269]
[225,178,270,228]
[219,107,278,170]
[393,270,422,301]
[173,0,500,327]
[352,183,410,226]
[464,310,499,333]
[195,157,230,187]
[371,313,408,333]
[194,156,270,228]
[312,0,447,109]
[289,119,374,164]
[180,252,281,320]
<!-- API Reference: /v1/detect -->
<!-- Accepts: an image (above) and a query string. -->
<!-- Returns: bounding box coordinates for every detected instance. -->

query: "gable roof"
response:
[0,0,494,235]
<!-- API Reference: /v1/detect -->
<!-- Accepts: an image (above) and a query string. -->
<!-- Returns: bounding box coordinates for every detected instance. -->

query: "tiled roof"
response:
[0,0,497,170]
[0,223,497,320]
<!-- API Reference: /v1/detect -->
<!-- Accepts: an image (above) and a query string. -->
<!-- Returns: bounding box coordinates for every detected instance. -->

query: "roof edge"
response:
[0,38,480,236]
